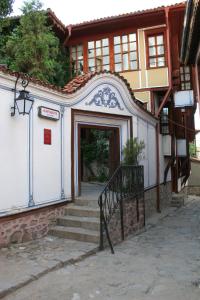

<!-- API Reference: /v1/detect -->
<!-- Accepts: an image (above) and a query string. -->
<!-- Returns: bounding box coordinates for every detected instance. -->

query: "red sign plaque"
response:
[44,129,51,145]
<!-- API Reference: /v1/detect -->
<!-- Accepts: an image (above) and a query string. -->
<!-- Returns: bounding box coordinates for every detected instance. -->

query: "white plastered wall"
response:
[0,72,160,215]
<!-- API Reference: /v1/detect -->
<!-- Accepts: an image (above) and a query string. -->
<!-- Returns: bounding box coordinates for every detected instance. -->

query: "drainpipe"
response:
[156,123,161,212]
[155,7,173,212]
[64,25,72,47]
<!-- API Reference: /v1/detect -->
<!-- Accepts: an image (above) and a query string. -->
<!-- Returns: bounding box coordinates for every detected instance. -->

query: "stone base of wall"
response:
[0,203,67,248]
[104,196,145,246]
[184,186,200,196]
[144,182,172,219]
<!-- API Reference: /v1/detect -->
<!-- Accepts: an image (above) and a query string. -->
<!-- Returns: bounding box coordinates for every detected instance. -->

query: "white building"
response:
[0,68,171,247]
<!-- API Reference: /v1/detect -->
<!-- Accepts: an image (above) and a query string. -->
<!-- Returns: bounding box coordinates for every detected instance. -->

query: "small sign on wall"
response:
[44,129,51,145]
[38,106,60,121]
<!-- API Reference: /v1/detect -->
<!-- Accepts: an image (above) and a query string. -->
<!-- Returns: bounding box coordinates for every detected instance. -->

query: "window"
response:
[70,45,84,76]
[88,38,110,72]
[147,33,166,68]
[160,107,169,134]
[180,66,191,90]
[114,33,138,72]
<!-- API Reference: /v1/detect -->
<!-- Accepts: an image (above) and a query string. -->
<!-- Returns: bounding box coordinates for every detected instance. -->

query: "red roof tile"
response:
[67,2,185,28]
[0,66,157,119]
[63,71,157,119]
[0,65,65,93]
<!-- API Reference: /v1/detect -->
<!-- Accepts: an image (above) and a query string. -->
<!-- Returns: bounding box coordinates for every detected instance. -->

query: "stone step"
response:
[171,193,185,207]
[65,205,100,218]
[57,215,100,231]
[74,198,99,208]
[49,226,99,243]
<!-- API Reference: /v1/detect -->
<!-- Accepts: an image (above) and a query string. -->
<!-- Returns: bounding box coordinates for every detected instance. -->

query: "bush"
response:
[122,138,145,165]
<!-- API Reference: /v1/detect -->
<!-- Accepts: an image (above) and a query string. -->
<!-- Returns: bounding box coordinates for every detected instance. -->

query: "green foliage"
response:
[189,142,197,157]
[6,0,58,82]
[122,137,145,165]
[0,17,19,66]
[0,0,14,17]
[81,129,110,182]
[1,0,69,87]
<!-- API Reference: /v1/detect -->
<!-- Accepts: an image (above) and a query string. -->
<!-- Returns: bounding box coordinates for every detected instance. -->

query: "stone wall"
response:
[184,186,200,196]
[0,204,66,248]
[144,182,172,218]
[104,196,145,246]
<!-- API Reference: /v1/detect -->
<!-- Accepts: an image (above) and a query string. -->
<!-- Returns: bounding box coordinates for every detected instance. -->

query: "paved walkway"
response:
[0,237,98,298]
[1,196,200,299]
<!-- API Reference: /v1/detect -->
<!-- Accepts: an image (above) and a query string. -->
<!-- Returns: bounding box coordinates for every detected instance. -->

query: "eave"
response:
[181,0,200,64]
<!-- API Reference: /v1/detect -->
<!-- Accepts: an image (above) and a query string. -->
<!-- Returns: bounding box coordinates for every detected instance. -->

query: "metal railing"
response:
[98,165,144,254]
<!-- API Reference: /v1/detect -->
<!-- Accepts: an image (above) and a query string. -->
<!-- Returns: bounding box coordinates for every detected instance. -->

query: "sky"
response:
[12,0,184,25]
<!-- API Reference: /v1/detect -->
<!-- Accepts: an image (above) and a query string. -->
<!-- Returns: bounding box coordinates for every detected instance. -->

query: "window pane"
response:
[186,83,191,89]
[185,74,190,81]
[185,66,190,73]
[102,38,108,46]
[149,46,156,56]
[88,41,94,49]
[181,74,184,81]
[130,51,137,61]
[129,33,136,42]
[96,48,101,56]
[88,49,94,58]
[158,56,165,67]
[102,47,109,55]
[72,52,76,60]
[103,56,109,65]
[77,61,83,71]
[157,45,164,55]
[130,42,136,51]
[122,35,128,43]
[114,36,120,44]
[115,63,122,72]
[180,67,183,73]
[89,66,95,72]
[123,53,129,70]
[150,58,156,67]
[104,65,110,71]
[130,61,137,70]
[157,35,163,45]
[96,40,101,48]
[114,44,121,53]
[148,36,155,46]
[71,47,76,53]
[88,58,95,67]
[115,54,121,63]
[123,43,128,52]
[77,45,82,52]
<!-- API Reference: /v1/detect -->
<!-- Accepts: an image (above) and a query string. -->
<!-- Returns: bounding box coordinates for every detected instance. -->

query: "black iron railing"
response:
[98,165,144,254]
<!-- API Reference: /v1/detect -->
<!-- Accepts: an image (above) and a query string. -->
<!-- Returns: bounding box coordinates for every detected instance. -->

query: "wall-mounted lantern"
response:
[11,74,34,116]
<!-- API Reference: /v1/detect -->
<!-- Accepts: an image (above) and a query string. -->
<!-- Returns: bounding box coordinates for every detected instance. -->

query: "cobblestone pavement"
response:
[3,196,200,300]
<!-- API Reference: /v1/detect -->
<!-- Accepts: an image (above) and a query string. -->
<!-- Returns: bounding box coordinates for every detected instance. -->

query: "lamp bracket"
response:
[11,74,30,116]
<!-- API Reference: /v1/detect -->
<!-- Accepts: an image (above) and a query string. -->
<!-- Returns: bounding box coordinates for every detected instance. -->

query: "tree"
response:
[5,0,68,86]
[0,0,14,17]
[122,138,145,165]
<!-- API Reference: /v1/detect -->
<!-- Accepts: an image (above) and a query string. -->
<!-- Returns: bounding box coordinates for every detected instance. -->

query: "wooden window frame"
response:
[145,28,168,69]
[69,44,84,77]
[87,38,110,72]
[113,32,139,73]
[180,66,192,90]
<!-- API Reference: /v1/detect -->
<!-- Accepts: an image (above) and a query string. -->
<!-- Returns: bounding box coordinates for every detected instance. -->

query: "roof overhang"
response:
[181,0,200,64]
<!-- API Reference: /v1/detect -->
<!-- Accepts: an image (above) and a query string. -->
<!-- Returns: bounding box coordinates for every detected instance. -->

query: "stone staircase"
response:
[49,197,100,244]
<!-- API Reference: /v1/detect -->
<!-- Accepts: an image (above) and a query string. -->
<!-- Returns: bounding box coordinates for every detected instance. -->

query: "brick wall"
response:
[0,204,66,248]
